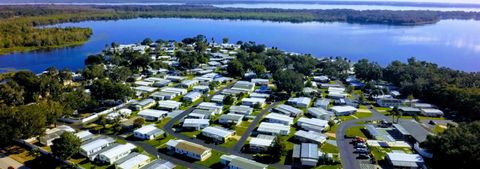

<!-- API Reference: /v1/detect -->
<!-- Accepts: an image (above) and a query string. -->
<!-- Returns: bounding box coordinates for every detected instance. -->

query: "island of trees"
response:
[2,4,480,54]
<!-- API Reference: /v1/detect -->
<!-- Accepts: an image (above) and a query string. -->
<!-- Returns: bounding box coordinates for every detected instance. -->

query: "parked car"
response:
[354,148,369,154]
[357,154,370,159]
[355,143,367,148]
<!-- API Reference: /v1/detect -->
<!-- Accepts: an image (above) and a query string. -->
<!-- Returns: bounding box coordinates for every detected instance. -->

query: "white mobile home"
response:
[166,139,212,161]
[137,109,168,121]
[97,143,136,164]
[331,105,358,116]
[183,91,202,102]
[273,104,303,117]
[287,97,312,108]
[80,137,116,160]
[157,100,182,111]
[265,113,294,126]
[257,122,291,136]
[219,113,244,126]
[201,126,235,143]
[182,119,210,130]
[297,117,329,132]
[116,152,150,169]
[294,130,327,144]
[241,97,266,107]
[229,105,254,115]
[307,107,334,120]
[249,134,276,152]
[133,125,165,140]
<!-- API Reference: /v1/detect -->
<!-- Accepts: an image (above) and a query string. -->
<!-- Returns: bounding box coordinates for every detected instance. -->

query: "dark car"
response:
[357,154,370,159]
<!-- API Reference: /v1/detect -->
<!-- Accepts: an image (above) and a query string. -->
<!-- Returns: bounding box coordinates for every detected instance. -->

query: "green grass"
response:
[156,117,171,128]
[345,126,366,138]
[321,142,339,153]
[235,121,251,136]
[180,130,201,138]
[314,164,342,169]
[338,115,356,121]
[354,112,373,119]
[195,150,223,167]
[145,135,174,148]
[433,124,447,134]
[115,138,127,144]
[219,137,239,148]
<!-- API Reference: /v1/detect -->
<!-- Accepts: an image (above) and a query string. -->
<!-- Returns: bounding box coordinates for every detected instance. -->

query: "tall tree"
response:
[51,132,81,160]
[273,69,304,93]
[227,60,245,78]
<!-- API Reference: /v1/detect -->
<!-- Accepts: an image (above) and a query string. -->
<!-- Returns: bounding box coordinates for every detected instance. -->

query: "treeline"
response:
[2,5,480,54]
[354,58,480,121]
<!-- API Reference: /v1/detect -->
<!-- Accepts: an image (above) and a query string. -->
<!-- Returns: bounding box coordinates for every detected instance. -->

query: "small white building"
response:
[182,119,210,130]
[192,85,210,94]
[79,137,116,160]
[297,117,329,132]
[179,79,199,88]
[231,81,255,93]
[287,97,312,108]
[331,105,358,116]
[166,75,186,82]
[420,108,444,117]
[138,109,168,121]
[211,94,225,104]
[161,87,188,96]
[219,113,244,126]
[133,125,165,140]
[39,125,75,146]
[386,153,424,169]
[97,143,136,164]
[249,92,270,98]
[257,122,291,136]
[75,130,95,142]
[273,104,303,117]
[229,105,254,115]
[130,98,156,111]
[294,130,327,144]
[141,159,176,169]
[241,97,266,107]
[157,100,182,111]
[166,139,212,161]
[201,126,235,143]
[307,107,334,120]
[183,91,202,102]
[265,113,294,126]
[115,152,150,169]
[220,154,268,169]
[314,99,330,109]
[249,134,276,152]
[197,102,223,115]
[251,78,269,85]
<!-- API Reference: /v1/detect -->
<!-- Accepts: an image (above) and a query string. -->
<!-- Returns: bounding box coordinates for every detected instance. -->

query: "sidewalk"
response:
[0,153,28,169]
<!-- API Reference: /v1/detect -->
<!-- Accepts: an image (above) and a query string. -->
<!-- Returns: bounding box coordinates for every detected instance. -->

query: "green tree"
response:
[90,79,133,101]
[354,59,383,81]
[223,95,236,105]
[109,66,132,82]
[0,81,25,106]
[222,37,229,44]
[421,121,480,169]
[51,132,81,160]
[227,60,245,78]
[133,117,145,128]
[141,38,153,45]
[82,65,105,80]
[273,69,304,94]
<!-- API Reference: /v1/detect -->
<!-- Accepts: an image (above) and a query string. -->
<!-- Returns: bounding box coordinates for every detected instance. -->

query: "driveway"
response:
[0,153,28,169]
[335,105,388,169]
[233,102,280,152]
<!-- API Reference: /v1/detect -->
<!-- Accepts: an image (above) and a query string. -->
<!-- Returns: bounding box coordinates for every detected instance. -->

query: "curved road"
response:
[335,105,388,169]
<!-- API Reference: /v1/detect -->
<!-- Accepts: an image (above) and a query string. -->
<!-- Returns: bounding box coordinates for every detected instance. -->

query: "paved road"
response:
[233,102,280,152]
[335,105,388,169]
[0,153,28,169]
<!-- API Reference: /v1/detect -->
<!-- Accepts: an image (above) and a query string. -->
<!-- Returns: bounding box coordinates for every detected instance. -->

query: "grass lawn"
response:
[315,164,342,169]
[338,115,356,121]
[345,126,367,138]
[195,150,223,167]
[145,135,174,148]
[156,117,172,128]
[433,124,447,134]
[321,142,339,153]
[354,112,373,119]
[235,121,251,136]
[180,130,201,138]
[219,137,239,148]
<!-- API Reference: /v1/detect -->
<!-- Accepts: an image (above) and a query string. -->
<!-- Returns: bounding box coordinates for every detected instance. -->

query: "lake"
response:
[1,18,479,73]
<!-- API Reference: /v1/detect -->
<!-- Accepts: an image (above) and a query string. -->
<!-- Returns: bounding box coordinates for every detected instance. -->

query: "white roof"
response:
[135,86,157,93]
[331,105,357,113]
[257,122,290,134]
[100,143,136,159]
[288,97,312,105]
[421,108,443,114]
[75,131,93,140]
[387,153,424,165]
[202,126,234,138]
[138,109,168,118]
[249,92,270,98]
[250,135,275,147]
[265,113,294,124]
[297,117,328,127]
[230,105,253,113]
[135,81,154,86]
[161,87,187,94]
[197,102,223,110]
[183,119,209,125]
[193,85,209,90]
[134,125,161,135]
[184,91,202,99]
[242,97,266,103]
[295,130,327,143]
[81,138,112,153]
[158,100,181,108]
[117,153,150,169]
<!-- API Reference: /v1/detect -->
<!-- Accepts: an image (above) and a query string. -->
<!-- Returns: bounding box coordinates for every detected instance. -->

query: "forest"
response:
[2,5,480,54]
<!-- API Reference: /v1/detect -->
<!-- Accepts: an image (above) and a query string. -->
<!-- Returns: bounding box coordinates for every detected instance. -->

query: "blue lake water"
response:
[1,18,479,73]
